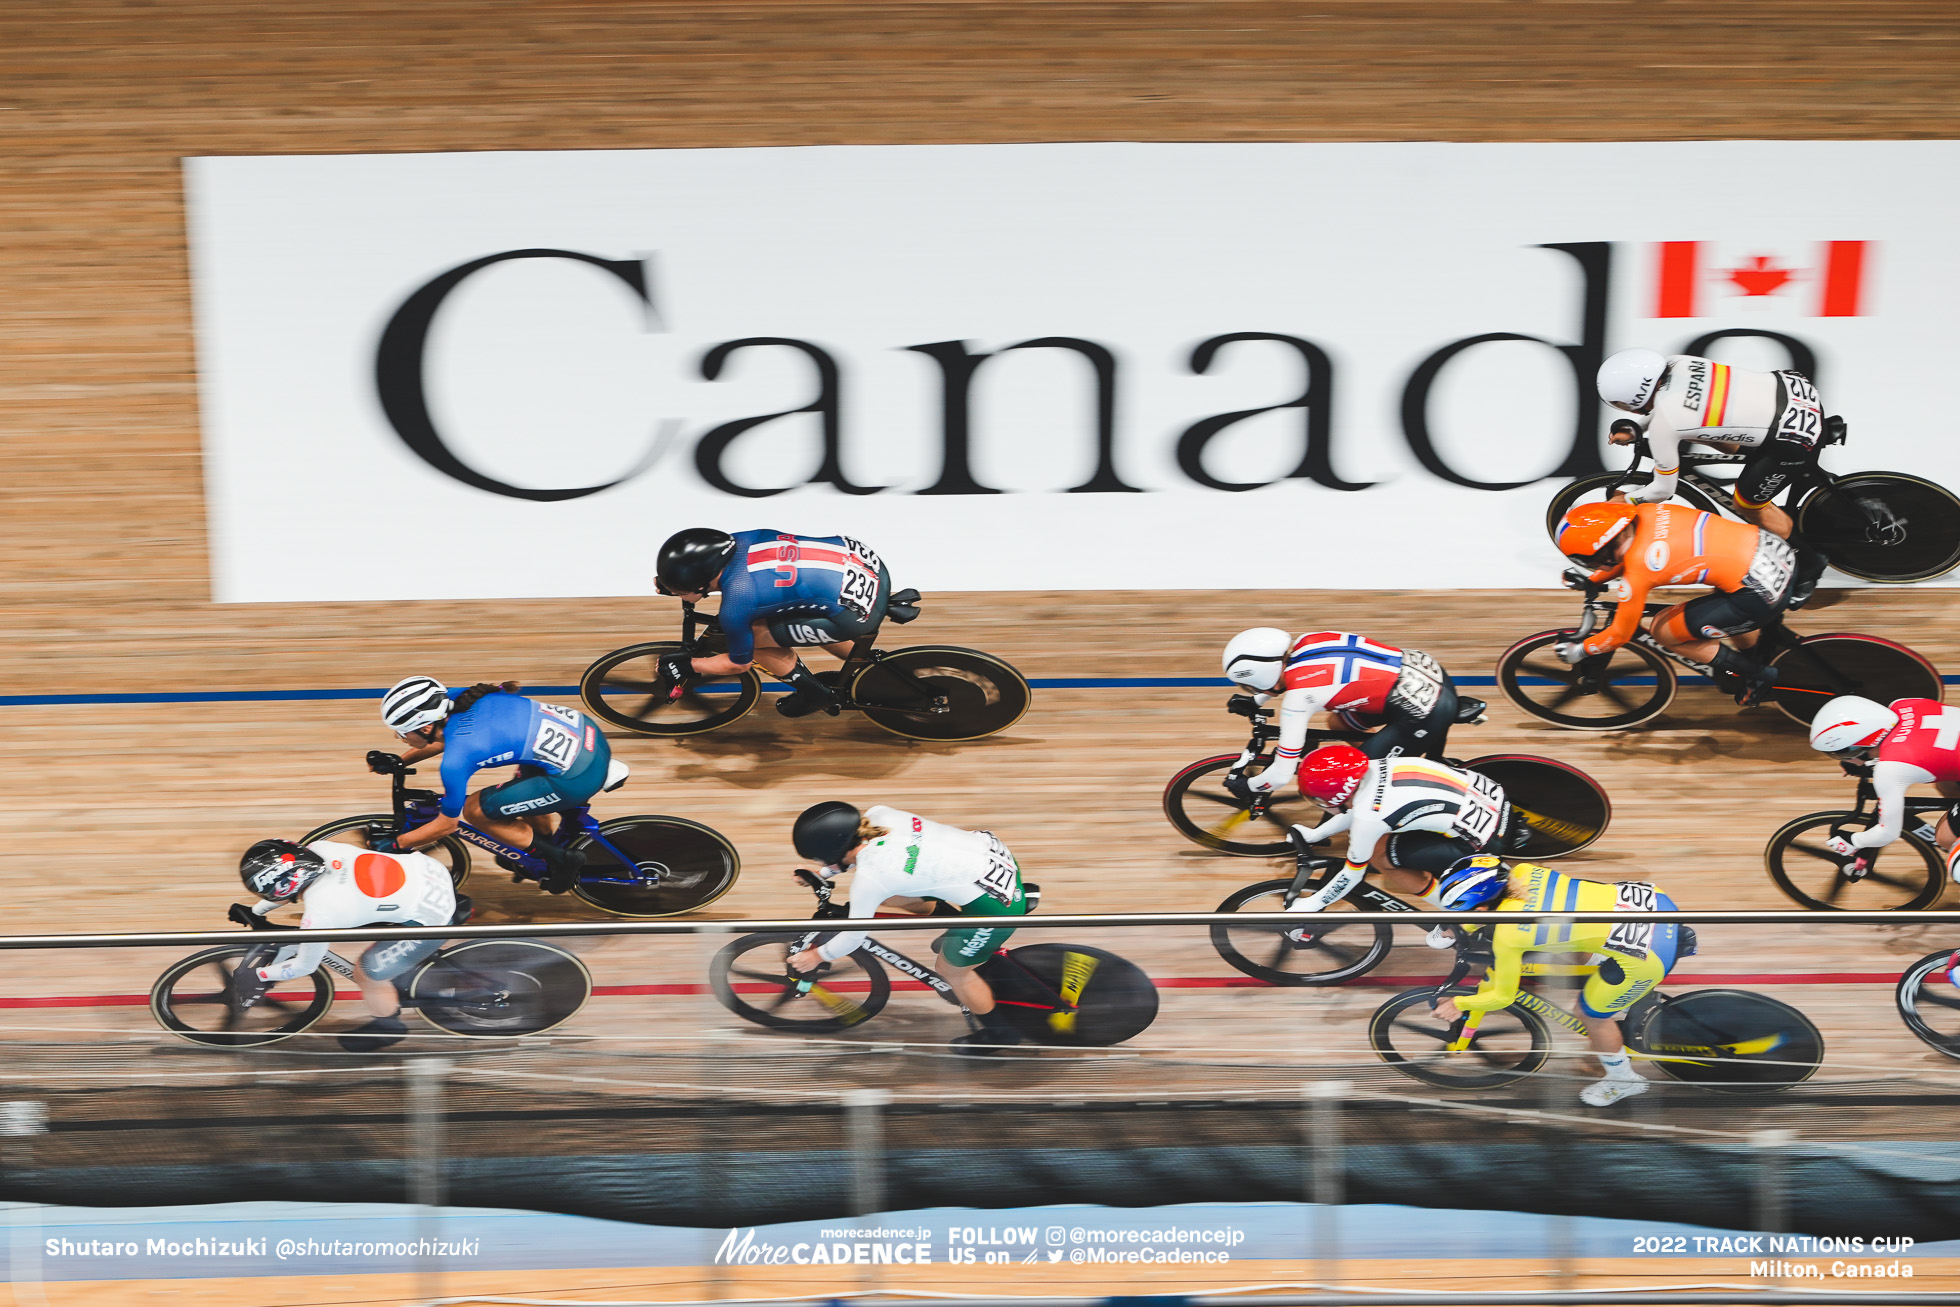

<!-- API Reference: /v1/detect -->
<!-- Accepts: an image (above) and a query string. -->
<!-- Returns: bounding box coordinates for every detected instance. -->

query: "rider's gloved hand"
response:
[1824,835,1859,859]
[227,903,262,930]
[656,653,694,701]
[1553,641,1589,665]
[1608,419,1642,441]
[1226,694,1259,719]
[366,750,400,774]
[1560,566,1593,591]
[231,964,270,1008]
[370,833,401,854]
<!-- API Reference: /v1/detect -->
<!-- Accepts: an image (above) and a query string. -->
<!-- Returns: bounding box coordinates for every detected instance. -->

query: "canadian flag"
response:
[1649,241,1873,318]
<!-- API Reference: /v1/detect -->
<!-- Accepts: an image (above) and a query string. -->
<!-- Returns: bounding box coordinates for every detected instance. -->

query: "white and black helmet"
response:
[1596,348,1667,414]
[1808,695,1899,754]
[1222,628,1291,693]
[381,675,451,736]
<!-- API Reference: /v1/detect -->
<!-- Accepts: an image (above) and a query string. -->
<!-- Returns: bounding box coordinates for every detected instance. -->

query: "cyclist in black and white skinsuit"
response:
[1596,349,1831,606]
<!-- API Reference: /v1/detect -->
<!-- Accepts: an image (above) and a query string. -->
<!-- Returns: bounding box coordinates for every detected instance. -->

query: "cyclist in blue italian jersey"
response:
[372,677,612,893]
[653,528,893,718]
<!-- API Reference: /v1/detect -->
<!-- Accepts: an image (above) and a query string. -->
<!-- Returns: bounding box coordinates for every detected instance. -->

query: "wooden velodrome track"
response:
[5,2,1960,1302]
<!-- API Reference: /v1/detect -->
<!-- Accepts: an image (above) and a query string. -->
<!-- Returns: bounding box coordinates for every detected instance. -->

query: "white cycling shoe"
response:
[1580,1075,1650,1107]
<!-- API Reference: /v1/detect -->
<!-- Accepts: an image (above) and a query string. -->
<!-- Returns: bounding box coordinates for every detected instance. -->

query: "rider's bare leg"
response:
[1366,846,1435,899]
[462,793,541,849]
[1935,784,1960,852]
[349,948,403,1018]
[1733,499,1795,540]
[747,626,800,679]
[1581,1011,1628,1061]
[939,960,997,1015]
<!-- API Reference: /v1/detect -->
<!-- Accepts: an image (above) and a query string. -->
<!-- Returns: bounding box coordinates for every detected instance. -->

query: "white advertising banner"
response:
[185,141,1960,601]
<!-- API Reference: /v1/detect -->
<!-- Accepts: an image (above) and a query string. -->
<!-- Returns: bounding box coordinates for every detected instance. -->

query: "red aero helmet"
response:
[1299,745,1369,805]
[1556,502,1638,567]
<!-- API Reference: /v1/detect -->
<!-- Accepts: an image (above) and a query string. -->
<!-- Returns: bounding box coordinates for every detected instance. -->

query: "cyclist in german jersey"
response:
[1220,629,1485,793]
[375,678,611,892]
[231,838,460,1052]
[1554,501,1794,705]
[1809,695,1960,874]
[785,801,1029,1055]
[1431,856,1691,1106]
[654,528,893,719]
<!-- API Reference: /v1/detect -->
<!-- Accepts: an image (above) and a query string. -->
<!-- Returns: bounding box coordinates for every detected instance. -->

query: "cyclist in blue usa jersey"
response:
[371,677,612,893]
[653,527,892,718]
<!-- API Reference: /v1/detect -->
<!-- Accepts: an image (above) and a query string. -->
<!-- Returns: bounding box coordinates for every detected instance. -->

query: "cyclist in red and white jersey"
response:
[1808,696,1960,874]
[1220,629,1484,794]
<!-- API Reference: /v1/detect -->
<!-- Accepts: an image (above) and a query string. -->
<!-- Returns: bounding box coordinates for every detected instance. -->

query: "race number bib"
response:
[1744,534,1797,602]
[1772,372,1824,449]
[1605,880,1659,960]
[974,832,1021,906]
[532,703,588,772]
[1388,649,1446,718]
[1451,771,1506,847]
[836,537,884,622]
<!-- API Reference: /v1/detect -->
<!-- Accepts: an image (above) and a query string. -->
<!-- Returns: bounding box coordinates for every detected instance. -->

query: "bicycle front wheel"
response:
[1209,878,1393,986]
[1368,985,1550,1089]
[572,816,742,918]
[298,814,470,889]
[579,641,761,737]
[1763,810,1943,912]
[1626,989,1823,1094]
[1497,631,1676,731]
[1544,473,1724,543]
[983,943,1159,1047]
[410,940,592,1036]
[1463,754,1611,858]
[850,646,1031,741]
[1163,755,1326,856]
[710,933,892,1032]
[1797,472,1960,583]
[1895,949,1960,1060]
[150,946,334,1048]
[1767,634,1943,727]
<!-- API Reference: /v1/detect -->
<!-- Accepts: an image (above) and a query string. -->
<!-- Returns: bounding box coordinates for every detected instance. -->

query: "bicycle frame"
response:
[240,940,509,1012]
[1826,766,1952,840]
[678,600,952,723]
[1612,433,1847,515]
[378,764,649,891]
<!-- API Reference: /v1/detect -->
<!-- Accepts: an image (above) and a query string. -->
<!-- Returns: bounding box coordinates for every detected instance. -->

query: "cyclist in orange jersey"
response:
[1553,501,1797,705]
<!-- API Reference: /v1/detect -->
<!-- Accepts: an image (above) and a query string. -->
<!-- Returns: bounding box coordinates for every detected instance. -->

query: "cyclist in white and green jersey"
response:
[786,801,1028,1054]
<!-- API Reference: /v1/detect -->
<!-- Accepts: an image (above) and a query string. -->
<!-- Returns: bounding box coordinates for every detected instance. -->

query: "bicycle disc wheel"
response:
[1895,949,1960,1060]
[1626,989,1823,1093]
[579,641,761,737]
[409,940,592,1036]
[1368,985,1550,1089]
[983,943,1159,1047]
[1798,472,1960,583]
[1763,810,1943,911]
[1163,755,1327,856]
[150,946,334,1048]
[1209,878,1393,986]
[850,646,1031,741]
[1497,631,1676,731]
[572,816,742,918]
[1463,755,1611,858]
[710,933,892,1032]
[298,814,470,889]
[1544,473,1725,543]
[1766,635,1943,727]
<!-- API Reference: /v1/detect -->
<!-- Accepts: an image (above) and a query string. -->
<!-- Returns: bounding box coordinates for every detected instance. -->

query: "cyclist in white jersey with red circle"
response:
[1808,695,1960,878]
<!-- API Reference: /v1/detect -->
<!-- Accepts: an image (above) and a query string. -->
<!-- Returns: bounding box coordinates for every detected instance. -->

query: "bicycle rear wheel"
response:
[1766,634,1943,727]
[572,816,741,918]
[1497,631,1677,731]
[409,940,592,1036]
[1763,810,1943,912]
[1797,472,1960,583]
[1368,985,1550,1089]
[1895,949,1960,1060]
[1544,473,1725,543]
[983,943,1159,1047]
[851,646,1031,741]
[710,933,891,1032]
[1163,754,1329,857]
[150,946,334,1048]
[1463,755,1611,858]
[1626,989,1823,1093]
[297,814,470,889]
[579,641,761,737]
[1209,878,1393,985]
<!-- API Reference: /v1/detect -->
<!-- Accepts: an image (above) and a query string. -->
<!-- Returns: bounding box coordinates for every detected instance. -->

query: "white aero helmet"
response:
[381,675,452,736]
[1223,628,1292,692]
[1597,348,1667,413]
[1808,695,1899,753]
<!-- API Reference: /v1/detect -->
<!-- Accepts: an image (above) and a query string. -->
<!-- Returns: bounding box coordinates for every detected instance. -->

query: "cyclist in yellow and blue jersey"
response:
[1430,856,1694,1107]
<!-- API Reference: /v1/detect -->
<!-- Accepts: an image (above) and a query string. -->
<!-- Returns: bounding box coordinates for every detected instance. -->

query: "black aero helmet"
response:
[239,839,328,903]
[655,528,737,596]
[793,801,862,865]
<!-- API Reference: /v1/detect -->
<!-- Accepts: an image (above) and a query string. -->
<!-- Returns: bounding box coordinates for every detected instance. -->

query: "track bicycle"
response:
[580,594,1031,742]
[150,911,592,1049]
[709,871,1159,1047]
[1545,435,1960,584]
[1497,579,1942,732]
[1895,949,1960,1060]
[304,755,740,918]
[1164,708,1611,860]
[1764,765,1952,911]
[1368,934,1824,1094]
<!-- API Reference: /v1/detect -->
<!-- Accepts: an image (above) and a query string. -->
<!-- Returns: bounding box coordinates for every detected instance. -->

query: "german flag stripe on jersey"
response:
[1697,363,1731,428]
[1391,759,1468,794]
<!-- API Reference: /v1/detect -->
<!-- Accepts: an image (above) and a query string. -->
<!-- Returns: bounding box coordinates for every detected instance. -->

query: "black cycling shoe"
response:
[1454,697,1488,725]
[535,839,587,894]
[776,686,843,719]
[950,1019,1025,1058]
[337,1016,409,1053]
[1713,646,1778,707]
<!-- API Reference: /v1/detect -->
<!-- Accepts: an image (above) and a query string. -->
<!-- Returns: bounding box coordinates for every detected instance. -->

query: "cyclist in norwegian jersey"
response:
[1809,695,1960,875]
[229,837,461,1052]
[1220,629,1486,793]
[1428,856,1693,1107]
[1554,500,1795,706]
[654,528,892,719]
[785,801,1030,1055]
[374,677,611,893]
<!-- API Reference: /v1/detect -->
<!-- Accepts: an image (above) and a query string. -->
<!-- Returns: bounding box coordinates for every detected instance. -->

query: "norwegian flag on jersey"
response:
[1648,241,1875,318]
[1282,632,1405,705]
